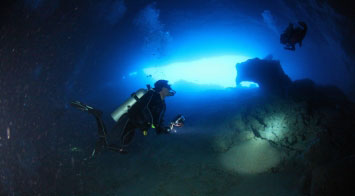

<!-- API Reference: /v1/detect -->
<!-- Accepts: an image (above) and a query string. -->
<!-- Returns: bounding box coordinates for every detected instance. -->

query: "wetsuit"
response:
[117,89,168,148]
[280,22,307,51]
[71,89,168,154]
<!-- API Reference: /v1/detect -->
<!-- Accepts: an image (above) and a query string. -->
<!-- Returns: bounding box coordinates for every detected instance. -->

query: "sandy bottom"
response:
[220,138,281,174]
[70,127,301,196]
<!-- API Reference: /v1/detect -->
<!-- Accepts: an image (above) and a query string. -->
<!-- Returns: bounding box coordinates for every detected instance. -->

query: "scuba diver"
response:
[280,21,307,51]
[71,80,185,155]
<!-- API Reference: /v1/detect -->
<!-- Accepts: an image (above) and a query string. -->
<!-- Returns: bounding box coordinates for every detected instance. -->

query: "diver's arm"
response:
[152,112,169,134]
[155,118,170,134]
[298,21,307,30]
[156,126,170,134]
[154,104,170,134]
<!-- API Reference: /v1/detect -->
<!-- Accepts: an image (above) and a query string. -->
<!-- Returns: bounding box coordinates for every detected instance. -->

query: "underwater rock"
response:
[236,58,292,95]
[213,128,238,153]
[213,115,254,153]
[304,135,337,168]
[218,78,355,166]
[287,79,317,102]
[213,117,253,153]
[288,79,350,109]
[215,73,355,195]
[238,98,319,155]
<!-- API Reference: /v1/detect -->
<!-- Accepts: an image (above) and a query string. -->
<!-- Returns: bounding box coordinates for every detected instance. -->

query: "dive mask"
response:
[168,89,176,96]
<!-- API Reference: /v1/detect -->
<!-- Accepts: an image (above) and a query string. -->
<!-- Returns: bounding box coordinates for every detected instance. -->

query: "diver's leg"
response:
[299,40,302,47]
[121,123,136,146]
[71,101,108,156]
[91,115,109,157]
[115,120,137,153]
[291,45,295,50]
[92,113,108,143]
[71,101,106,136]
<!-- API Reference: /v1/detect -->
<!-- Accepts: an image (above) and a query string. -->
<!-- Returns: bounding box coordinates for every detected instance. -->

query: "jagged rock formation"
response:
[215,59,355,195]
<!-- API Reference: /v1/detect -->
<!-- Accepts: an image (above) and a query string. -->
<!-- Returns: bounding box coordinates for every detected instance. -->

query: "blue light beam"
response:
[143,55,250,88]
[240,81,259,88]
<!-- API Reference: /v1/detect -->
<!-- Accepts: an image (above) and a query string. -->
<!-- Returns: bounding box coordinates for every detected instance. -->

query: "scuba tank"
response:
[111,85,151,122]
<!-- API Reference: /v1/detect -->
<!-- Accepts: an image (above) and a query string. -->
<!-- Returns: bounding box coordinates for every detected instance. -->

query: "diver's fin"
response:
[91,138,108,157]
[107,144,128,154]
[71,101,94,112]
[71,101,103,116]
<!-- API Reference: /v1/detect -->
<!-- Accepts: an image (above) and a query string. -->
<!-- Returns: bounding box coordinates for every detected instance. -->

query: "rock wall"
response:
[216,59,355,194]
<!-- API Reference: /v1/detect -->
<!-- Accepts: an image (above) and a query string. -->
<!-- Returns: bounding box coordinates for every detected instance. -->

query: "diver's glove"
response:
[156,126,171,134]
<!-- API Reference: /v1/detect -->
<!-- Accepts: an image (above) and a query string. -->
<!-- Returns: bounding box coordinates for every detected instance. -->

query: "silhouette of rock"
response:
[236,58,292,96]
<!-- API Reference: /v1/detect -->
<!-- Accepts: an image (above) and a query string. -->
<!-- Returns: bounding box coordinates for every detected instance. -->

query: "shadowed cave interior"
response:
[0,0,354,195]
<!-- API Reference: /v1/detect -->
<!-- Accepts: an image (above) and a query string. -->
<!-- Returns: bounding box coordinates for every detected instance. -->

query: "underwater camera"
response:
[169,114,185,132]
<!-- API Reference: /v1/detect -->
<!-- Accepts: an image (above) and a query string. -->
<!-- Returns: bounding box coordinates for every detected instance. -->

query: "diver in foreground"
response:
[71,80,185,155]
[280,21,307,51]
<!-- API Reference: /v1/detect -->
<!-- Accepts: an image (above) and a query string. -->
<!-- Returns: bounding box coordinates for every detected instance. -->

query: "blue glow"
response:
[129,72,137,76]
[143,55,250,88]
[239,81,259,88]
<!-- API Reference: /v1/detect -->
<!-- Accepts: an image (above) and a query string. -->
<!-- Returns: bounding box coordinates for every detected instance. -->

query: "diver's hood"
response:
[149,83,176,96]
